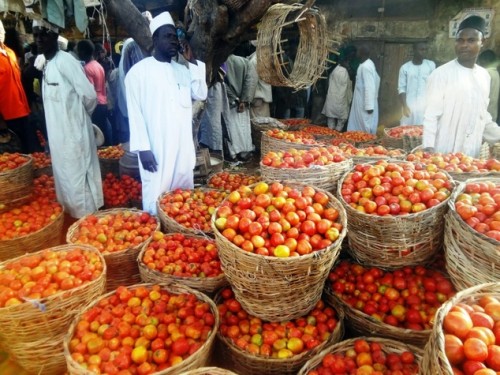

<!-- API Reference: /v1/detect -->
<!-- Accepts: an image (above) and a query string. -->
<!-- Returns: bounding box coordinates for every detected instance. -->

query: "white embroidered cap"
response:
[32,19,59,34]
[149,11,174,36]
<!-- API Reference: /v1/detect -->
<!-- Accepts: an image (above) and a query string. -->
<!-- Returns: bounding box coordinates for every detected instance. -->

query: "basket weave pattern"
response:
[298,337,423,375]
[421,283,500,374]
[0,155,33,203]
[179,368,239,375]
[66,208,159,291]
[260,132,325,156]
[444,178,500,291]
[64,282,219,375]
[0,244,106,374]
[0,209,64,262]
[212,182,347,322]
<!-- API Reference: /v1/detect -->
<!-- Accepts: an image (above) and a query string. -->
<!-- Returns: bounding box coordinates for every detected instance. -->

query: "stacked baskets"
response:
[444,178,500,290]
[66,208,159,291]
[0,245,106,374]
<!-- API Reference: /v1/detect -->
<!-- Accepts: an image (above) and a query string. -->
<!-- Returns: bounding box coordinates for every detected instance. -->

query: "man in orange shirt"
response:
[0,20,38,153]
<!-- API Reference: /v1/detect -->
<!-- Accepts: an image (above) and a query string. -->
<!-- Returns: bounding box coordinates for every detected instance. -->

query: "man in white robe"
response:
[125,12,207,214]
[478,49,500,122]
[423,16,500,157]
[347,45,380,134]
[398,43,435,125]
[34,20,103,218]
[322,58,353,131]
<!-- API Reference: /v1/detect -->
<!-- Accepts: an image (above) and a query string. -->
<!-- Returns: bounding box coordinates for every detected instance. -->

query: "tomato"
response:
[445,334,465,365]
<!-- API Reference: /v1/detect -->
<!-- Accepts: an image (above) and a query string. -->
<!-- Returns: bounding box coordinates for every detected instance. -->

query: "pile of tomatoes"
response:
[102,174,142,208]
[0,152,29,172]
[207,171,260,192]
[31,152,51,169]
[407,151,500,173]
[261,146,346,169]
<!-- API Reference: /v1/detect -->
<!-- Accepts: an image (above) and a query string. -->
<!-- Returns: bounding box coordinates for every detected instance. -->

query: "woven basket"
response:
[212,181,347,322]
[324,283,431,347]
[421,282,500,375]
[179,368,239,375]
[382,126,423,152]
[261,132,325,156]
[214,291,344,375]
[298,337,423,375]
[220,0,249,11]
[0,194,32,214]
[251,118,287,153]
[157,188,222,236]
[0,154,33,204]
[0,208,64,262]
[99,157,120,177]
[137,232,228,294]
[64,282,219,375]
[492,142,500,159]
[350,150,406,164]
[260,159,352,193]
[66,208,159,292]
[444,178,500,291]
[0,244,106,374]
[256,3,331,91]
[337,164,453,269]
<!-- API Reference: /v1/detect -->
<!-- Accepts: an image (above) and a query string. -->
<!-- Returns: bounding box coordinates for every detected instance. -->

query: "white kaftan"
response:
[347,59,380,134]
[398,59,435,125]
[42,50,103,218]
[423,59,500,158]
[322,65,353,121]
[125,57,207,214]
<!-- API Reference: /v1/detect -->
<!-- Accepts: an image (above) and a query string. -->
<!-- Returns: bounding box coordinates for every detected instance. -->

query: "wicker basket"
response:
[66,208,159,292]
[0,208,64,262]
[382,126,423,152]
[251,117,287,153]
[492,142,500,159]
[64,282,219,375]
[444,178,500,291]
[212,182,347,322]
[421,282,500,375]
[157,188,223,236]
[324,283,431,347]
[220,0,249,11]
[350,150,406,164]
[179,368,239,375]
[214,291,344,375]
[256,3,332,91]
[337,164,453,269]
[298,337,424,375]
[99,157,120,177]
[261,132,325,156]
[0,154,33,204]
[0,244,106,374]
[137,232,228,294]
[260,159,352,193]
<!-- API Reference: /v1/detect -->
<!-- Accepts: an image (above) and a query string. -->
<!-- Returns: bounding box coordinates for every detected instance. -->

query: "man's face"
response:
[455,28,483,63]
[154,25,179,59]
[33,27,58,54]
[414,43,427,59]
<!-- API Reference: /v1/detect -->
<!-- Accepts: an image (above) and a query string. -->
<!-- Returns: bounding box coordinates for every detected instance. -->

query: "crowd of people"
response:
[0,13,499,218]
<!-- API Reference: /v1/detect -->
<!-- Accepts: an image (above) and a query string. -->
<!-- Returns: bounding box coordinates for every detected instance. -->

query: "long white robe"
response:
[42,50,103,218]
[125,57,207,214]
[322,65,353,120]
[398,59,435,125]
[423,59,500,158]
[347,59,380,134]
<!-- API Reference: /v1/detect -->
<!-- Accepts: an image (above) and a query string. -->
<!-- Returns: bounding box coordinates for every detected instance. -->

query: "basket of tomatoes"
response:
[215,287,344,375]
[324,261,457,348]
[138,231,227,294]
[0,152,33,207]
[260,146,352,193]
[298,337,423,375]
[31,151,53,177]
[66,208,159,291]
[97,144,125,177]
[211,181,347,322]
[157,188,228,236]
[382,125,423,152]
[63,282,219,375]
[444,178,500,291]
[261,129,326,156]
[421,282,500,375]
[251,117,287,153]
[0,245,106,374]
[338,160,454,268]
[207,171,261,192]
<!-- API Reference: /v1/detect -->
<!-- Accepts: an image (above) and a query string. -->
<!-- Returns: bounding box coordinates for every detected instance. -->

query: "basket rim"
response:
[0,243,107,312]
[210,180,347,262]
[63,282,219,375]
[65,208,159,255]
[447,177,500,246]
[259,158,352,171]
[137,231,226,283]
[336,160,455,221]
[0,153,33,177]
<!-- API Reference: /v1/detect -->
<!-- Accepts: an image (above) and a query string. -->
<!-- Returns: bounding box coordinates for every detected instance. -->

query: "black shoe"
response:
[237,152,253,162]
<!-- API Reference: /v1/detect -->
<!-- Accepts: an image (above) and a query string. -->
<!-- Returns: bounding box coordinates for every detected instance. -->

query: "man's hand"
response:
[403,105,411,117]
[139,151,158,172]
[237,102,246,113]
[366,109,373,114]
